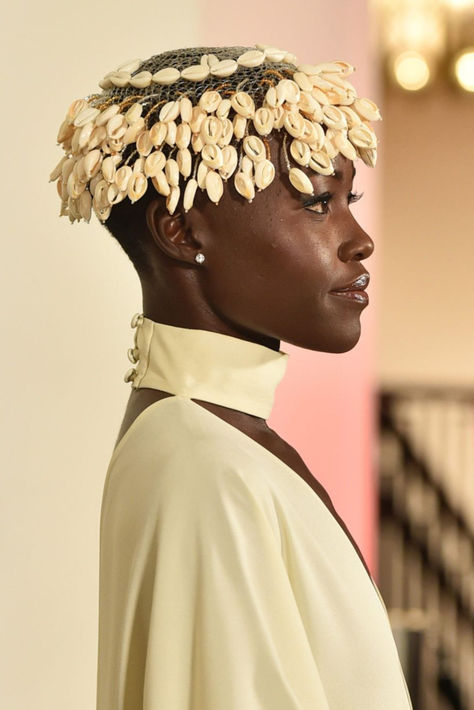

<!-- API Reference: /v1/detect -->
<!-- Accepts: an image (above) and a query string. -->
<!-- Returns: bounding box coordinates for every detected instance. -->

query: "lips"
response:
[330,272,370,293]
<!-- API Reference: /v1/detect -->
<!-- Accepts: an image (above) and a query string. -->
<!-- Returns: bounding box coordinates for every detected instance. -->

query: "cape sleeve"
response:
[142,461,330,710]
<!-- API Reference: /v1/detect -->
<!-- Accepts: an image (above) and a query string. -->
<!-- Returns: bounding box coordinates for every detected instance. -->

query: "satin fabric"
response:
[96,317,413,709]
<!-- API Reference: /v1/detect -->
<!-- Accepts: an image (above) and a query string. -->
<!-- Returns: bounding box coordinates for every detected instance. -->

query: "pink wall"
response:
[200,1,381,576]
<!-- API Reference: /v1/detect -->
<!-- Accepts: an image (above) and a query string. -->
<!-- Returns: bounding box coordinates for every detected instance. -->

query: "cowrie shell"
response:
[180,97,193,123]
[217,118,233,147]
[190,106,206,133]
[144,150,166,177]
[264,87,282,108]
[122,117,145,145]
[93,179,110,209]
[109,71,131,87]
[243,135,266,162]
[73,107,100,128]
[49,155,69,182]
[183,178,198,212]
[115,165,133,191]
[273,105,286,129]
[241,155,254,176]
[107,184,126,205]
[129,71,152,88]
[230,91,255,118]
[133,157,145,173]
[358,146,377,167]
[264,47,286,62]
[352,97,382,121]
[136,130,153,156]
[216,99,232,119]
[152,67,181,85]
[232,114,247,139]
[200,115,222,145]
[333,131,357,161]
[149,121,167,147]
[339,106,361,126]
[191,133,204,153]
[78,121,95,149]
[197,161,209,189]
[210,59,238,77]
[205,170,224,204]
[321,105,347,130]
[78,189,92,221]
[165,158,180,186]
[166,185,181,214]
[181,64,210,81]
[311,75,335,92]
[67,99,88,122]
[234,172,255,202]
[106,114,127,139]
[348,124,377,148]
[101,156,117,182]
[293,72,313,92]
[300,119,324,147]
[124,102,143,124]
[199,90,221,113]
[288,167,314,195]
[98,73,114,90]
[323,133,338,160]
[89,173,102,196]
[277,79,300,104]
[283,52,299,65]
[151,170,170,196]
[117,58,142,74]
[284,110,305,138]
[61,157,75,183]
[201,143,224,169]
[166,185,180,215]
[219,145,238,180]
[237,49,265,67]
[290,139,311,166]
[165,121,177,146]
[253,107,274,136]
[311,87,330,106]
[57,118,74,144]
[176,122,191,149]
[177,148,192,177]
[67,171,85,199]
[308,150,334,175]
[95,104,120,126]
[159,100,180,122]
[254,159,275,190]
[207,54,219,67]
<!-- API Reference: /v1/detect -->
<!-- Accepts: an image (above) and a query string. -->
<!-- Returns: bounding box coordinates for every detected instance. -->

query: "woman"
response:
[51,44,413,709]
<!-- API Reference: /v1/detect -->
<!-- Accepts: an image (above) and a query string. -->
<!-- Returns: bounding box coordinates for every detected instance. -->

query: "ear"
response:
[145,198,201,265]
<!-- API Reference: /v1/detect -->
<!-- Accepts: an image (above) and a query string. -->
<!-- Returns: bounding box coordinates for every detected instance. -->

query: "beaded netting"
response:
[49,44,382,225]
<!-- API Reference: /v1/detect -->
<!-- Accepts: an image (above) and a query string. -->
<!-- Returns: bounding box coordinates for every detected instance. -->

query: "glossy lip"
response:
[330,272,370,293]
[330,290,369,305]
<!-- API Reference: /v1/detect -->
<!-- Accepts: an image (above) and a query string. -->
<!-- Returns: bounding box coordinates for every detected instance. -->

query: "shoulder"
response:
[107,394,276,515]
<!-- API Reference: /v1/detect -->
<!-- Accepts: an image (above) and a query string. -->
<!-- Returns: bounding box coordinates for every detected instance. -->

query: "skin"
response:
[116,131,375,579]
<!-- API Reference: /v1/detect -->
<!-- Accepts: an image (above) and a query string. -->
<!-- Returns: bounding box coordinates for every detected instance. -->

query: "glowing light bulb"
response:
[392,50,431,91]
[454,49,474,91]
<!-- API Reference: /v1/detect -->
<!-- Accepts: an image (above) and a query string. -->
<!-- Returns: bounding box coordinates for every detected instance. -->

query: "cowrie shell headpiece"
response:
[49,44,382,224]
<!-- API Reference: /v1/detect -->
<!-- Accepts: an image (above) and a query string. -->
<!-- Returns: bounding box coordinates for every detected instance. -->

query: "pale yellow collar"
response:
[129,316,289,419]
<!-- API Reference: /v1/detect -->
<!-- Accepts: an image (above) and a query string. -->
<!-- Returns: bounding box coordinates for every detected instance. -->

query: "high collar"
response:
[126,315,289,420]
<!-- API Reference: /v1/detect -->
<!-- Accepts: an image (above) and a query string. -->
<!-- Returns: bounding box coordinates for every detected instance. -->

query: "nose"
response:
[338,218,374,262]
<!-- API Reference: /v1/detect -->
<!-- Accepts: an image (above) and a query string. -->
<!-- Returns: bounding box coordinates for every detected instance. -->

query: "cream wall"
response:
[2,2,379,708]
[377,80,474,386]
[1,4,199,709]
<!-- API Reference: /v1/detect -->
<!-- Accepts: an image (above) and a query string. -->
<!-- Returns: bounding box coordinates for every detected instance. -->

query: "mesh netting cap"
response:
[49,43,382,224]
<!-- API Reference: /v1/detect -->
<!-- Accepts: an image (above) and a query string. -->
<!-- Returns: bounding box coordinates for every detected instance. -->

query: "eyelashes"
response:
[302,190,364,215]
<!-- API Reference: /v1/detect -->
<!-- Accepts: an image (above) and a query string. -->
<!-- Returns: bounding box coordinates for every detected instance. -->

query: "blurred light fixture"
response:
[452,46,474,89]
[374,0,474,93]
[392,50,432,90]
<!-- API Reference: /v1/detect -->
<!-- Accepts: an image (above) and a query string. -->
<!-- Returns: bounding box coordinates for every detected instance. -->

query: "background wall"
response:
[1,2,380,708]
[377,78,474,387]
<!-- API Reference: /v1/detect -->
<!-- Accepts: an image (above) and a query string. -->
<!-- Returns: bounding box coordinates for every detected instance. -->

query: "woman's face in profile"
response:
[180,132,374,354]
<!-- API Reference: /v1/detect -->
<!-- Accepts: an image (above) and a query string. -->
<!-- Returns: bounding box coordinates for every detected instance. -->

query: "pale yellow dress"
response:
[96,316,413,710]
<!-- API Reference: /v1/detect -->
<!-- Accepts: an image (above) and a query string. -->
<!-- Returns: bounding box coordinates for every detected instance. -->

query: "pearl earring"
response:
[195,253,205,264]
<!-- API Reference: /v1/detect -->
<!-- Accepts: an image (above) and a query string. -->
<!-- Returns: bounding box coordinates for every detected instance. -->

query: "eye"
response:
[303,190,364,215]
